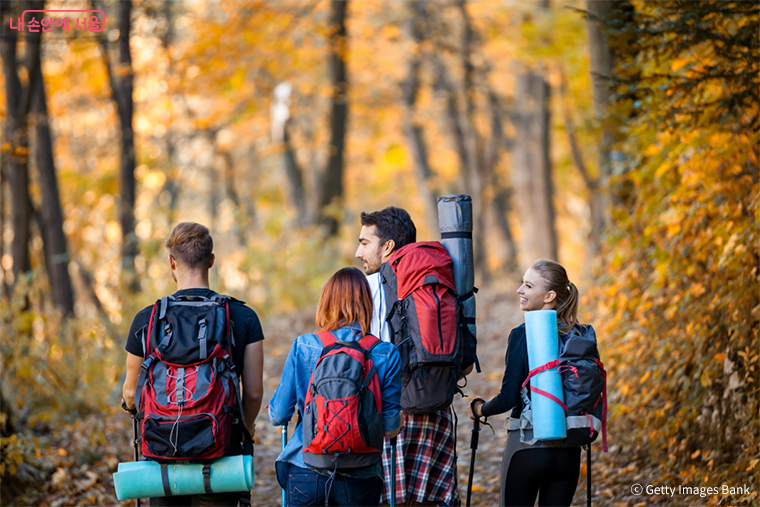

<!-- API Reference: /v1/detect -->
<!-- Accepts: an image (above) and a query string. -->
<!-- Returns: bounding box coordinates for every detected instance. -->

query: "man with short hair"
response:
[122,222,264,507]
[356,207,462,507]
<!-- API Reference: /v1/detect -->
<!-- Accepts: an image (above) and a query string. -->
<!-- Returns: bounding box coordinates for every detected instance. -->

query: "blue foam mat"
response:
[525,310,566,441]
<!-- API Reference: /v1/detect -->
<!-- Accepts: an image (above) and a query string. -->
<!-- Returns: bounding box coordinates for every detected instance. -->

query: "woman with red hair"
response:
[269,267,402,507]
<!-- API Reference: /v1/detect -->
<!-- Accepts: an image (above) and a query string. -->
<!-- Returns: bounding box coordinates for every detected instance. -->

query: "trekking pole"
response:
[466,415,481,507]
[132,415,140,507]
[281,423,288,507]
[389,436,397,507]
[586,444,592,507]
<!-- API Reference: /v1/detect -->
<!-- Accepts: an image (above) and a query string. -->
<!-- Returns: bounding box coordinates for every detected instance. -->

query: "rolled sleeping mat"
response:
[438,194,474,295]
[113,454,254,500]
[524,310,566,441]
[438,194,477,346]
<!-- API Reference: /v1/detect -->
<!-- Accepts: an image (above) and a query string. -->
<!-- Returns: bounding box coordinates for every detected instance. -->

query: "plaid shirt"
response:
[380,408,461,506]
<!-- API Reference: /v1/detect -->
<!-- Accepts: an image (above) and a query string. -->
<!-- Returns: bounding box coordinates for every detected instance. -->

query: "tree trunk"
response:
[316,0,349,237]
[27,20,75,317]
[158,0,181,224]
[457,1,487,280]
[511,68,558,264]
[585,0,617,259]
[0,3,33,293]
[283,119,308,224]
[0,144,7,301]
[117,0,138,292]
[219,149,249,246]
[401,0,439,237]
[432,54,486,278]
[484,91,518,274]
[96,0,138,291]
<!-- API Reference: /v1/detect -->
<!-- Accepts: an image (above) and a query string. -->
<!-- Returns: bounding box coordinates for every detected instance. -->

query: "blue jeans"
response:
[286,463,383,507]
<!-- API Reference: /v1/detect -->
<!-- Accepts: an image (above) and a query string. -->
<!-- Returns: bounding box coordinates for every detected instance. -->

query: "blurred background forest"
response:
[0,0,758,505]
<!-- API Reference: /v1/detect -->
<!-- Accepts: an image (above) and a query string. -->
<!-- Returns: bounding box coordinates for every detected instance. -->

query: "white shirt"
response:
[367,272,391,342]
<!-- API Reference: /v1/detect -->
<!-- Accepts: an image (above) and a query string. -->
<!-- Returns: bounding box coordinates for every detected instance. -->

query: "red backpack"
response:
[380,242,463,414]
[134,295,248,462]
[302,331,384,470]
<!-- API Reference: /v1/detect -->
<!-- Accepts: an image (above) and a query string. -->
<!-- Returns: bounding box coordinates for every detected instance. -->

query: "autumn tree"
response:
[95,0,138,292]
[398,0,519,277]
[26,1,75,317]
[595,0,759,492]
[510,1,558,265]
[279,1,349,237]
[0,2,34,296]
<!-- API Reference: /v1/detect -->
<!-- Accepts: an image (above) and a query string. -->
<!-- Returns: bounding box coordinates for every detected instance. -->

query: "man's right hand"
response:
[121,398,137,415]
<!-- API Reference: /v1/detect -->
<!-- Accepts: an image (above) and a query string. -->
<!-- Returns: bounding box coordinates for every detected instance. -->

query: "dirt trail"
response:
[12,285,623,506]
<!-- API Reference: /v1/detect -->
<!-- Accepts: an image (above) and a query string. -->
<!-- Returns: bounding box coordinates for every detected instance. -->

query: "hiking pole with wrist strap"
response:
[281,423,288,507]
[123,399,140,507]
[389,436,397,507]
[466,414,480,507]
[586,444,592,507]
[132,415,140,507]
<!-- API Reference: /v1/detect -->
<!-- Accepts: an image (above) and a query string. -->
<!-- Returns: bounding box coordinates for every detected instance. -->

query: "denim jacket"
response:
[268,323,402,485]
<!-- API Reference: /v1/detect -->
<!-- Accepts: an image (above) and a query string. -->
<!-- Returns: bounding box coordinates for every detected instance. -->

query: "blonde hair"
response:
[316,267,373,336]
[165,222,213,270]
[531,259,580,331]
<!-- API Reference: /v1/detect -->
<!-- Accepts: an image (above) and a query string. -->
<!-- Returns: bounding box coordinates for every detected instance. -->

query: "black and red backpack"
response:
[133,294,250,462]
[516,324,608,452]
[380,242,468,414]
[302,331,384,470]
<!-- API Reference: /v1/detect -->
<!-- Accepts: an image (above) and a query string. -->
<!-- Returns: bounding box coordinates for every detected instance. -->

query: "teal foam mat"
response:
[113,455,253,500]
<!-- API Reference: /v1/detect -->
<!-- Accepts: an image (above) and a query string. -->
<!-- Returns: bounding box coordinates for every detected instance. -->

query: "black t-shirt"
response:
[125,288,264,373]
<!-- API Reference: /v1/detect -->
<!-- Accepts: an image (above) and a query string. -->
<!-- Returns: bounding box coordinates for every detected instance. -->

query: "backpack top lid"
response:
[559,324,599,360]
[388,242,456,299]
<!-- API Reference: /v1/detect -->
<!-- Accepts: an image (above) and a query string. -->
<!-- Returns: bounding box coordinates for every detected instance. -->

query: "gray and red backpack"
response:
[516,324,608,451]
[134,294,251,463]
[302,331,384,470]
[380,241,476,414]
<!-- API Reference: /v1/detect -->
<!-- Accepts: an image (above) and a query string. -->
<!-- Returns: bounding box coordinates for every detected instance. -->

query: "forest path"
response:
[13,286,637,506]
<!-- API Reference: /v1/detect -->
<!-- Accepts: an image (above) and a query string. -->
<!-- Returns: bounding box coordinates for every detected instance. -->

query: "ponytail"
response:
[530,260,580,332]
[555,281,579,331]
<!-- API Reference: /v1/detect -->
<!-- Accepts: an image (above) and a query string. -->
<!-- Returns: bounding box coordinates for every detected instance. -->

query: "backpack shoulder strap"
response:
[316,331,336,348]
[379,263,398,305]
[146,300,160,356]
[158,296,170,319]
[359,334,382,352]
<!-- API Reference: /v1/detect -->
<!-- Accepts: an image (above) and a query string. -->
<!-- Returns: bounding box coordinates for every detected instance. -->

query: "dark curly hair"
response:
[360,206,416,252]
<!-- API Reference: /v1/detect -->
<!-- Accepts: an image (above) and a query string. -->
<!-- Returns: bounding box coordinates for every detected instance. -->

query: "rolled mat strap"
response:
[161,464,172,497]
[521,359,562,390]
[530,385,569,412]
[441,231,472,239]
[203,464,212,494]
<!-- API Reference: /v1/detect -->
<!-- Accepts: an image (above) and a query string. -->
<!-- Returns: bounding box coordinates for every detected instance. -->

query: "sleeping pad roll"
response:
[113,454,254,500]
[438,194,479,372]
[524,310,566,441]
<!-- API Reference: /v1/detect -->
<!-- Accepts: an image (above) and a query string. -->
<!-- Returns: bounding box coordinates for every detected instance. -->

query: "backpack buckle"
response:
[140,356,155,371]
